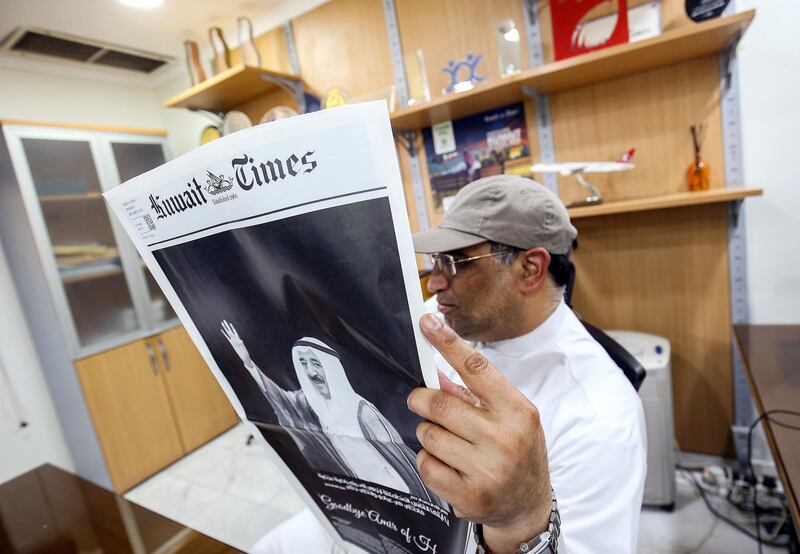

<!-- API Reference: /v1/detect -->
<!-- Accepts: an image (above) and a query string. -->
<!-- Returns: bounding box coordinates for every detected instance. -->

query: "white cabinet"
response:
[1,125,177,357]
[0,123,179,488]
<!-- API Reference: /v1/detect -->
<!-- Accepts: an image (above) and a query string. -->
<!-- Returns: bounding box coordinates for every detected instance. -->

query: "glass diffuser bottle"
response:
[687,124,710,191]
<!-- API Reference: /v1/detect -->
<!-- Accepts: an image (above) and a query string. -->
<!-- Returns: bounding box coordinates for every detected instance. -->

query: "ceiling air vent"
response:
[1,27,171,73]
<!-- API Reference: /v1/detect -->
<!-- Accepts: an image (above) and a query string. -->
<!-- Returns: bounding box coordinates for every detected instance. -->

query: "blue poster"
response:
[422,103,530,211]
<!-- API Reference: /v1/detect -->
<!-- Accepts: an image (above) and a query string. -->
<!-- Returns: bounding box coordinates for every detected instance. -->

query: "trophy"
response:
[238,16,261,67]
[184,40,206,86]
[496,19,522,77]
[209,26,232,74]
[404,49,430,106]
[322,88,351,109]
[442,53,485,94]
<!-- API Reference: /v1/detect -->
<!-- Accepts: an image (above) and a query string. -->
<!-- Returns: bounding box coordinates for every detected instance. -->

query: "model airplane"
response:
[531,148,636,176]
[510,149,636,207]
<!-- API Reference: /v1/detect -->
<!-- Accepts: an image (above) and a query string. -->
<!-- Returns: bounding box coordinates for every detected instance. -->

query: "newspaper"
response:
[104,102,472,554]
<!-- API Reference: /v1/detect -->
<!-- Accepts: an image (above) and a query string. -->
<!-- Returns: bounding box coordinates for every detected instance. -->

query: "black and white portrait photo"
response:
[221,322,444,507]
[151,197,448,511]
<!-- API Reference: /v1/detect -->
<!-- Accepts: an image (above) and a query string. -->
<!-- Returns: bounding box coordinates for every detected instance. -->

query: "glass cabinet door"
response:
[110,140,176,328]
[19,137,142,349]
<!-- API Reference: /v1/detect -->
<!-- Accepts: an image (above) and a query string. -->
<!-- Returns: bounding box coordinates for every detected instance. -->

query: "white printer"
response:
[607,330,676,509]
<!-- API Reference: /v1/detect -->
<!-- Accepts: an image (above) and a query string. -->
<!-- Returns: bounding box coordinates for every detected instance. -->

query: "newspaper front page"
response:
[104,102,471,554]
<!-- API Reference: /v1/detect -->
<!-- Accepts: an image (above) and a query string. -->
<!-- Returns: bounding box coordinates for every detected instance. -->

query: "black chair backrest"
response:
[562,257,646,391]
[580,320,647,391]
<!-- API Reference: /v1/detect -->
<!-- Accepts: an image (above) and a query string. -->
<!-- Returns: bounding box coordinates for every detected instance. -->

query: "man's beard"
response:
[444,297,517,343]
[445,311,493,342]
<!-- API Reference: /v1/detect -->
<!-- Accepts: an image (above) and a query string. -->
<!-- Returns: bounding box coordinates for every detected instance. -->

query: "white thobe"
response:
[252,300,646,553]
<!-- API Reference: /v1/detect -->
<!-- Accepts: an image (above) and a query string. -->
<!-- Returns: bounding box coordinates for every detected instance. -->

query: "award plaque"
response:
[496,19,522,77]
[259,106,299,124]
[442,53,485,94]
[184,40,206,86]
[209,26,232,75]
[550,0,629,61]
[238,16,262,67]
[322,88,351,109]
[404,49,431,106]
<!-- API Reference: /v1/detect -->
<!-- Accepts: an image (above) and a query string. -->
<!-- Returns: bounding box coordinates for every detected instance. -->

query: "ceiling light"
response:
[118,0,164,8]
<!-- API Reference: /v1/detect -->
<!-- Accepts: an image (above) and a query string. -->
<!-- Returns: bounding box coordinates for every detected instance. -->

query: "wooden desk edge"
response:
[733,326,800,533]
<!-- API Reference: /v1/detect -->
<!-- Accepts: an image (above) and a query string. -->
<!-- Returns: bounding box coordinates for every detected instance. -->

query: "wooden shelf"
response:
[163,65,305,112]
[390,9,754,130]
[61,264,123,285]
[39,192,103,203]
[567,187,762,220]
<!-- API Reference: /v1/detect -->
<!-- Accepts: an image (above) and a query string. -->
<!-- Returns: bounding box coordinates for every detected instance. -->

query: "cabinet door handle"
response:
[145,343,158,376]
[157,338,170,372]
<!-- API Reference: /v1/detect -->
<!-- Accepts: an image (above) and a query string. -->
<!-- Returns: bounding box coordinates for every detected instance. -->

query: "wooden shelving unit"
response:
[163,65,307,112]
[390,9,754,130]
[567,187,763,220]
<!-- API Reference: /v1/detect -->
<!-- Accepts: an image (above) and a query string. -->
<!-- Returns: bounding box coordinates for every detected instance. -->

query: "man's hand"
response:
[408,314,552,554]
[221,320,254,368]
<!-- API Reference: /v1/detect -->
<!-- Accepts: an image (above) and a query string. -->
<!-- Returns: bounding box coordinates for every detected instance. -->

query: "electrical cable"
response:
[678,468,789,548]
[748,409,800,554]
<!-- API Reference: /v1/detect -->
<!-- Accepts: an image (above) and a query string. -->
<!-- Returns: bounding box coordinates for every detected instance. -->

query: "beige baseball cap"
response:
[412,175,577,255]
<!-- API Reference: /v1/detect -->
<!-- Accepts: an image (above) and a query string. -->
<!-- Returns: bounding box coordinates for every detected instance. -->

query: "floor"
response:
[125,424,306,552]
[126,424,788,553]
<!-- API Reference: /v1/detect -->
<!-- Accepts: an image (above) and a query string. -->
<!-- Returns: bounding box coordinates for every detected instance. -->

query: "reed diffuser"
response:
[687,123,709,191]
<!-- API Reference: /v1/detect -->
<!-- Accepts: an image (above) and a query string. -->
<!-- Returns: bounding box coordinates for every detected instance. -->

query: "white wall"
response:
[0,239,74,483]
[738,0,800,323]
[0,66,165,129]
[157,73,211,158]
[0,67,168,483]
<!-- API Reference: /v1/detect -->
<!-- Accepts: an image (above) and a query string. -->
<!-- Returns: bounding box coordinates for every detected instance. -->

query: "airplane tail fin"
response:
[617,148,636,163]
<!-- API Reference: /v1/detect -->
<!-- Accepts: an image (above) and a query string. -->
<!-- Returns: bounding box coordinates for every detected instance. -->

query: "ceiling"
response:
[0,0,327,86]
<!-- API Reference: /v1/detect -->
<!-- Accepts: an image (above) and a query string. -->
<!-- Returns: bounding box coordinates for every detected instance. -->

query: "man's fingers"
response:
[437,370,480,407]
[415,449,466,507]
[420,314,516,406]
[408,387,490,443]
[416,421,477,474]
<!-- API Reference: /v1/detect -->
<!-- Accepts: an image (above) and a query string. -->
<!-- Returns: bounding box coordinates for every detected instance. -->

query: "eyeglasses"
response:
[427,251,508,277]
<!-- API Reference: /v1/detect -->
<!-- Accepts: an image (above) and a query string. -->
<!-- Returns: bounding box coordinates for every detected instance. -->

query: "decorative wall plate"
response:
[259,106,299,124]
[200,125,222,145]
[221,111,252,136]
[685,0,731,22]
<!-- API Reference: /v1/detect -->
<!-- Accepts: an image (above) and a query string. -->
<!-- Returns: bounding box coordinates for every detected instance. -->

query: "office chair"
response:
[562,256,646,391]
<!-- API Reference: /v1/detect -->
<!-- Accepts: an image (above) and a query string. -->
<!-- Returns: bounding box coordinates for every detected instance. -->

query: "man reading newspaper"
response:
[257,176,646,554]
[105,105,644,554]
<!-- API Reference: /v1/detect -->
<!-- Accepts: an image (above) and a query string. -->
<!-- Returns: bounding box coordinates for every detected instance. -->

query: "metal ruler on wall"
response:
[718,2,757,468]
[720,35,755,437]
[281,21,308,113]
[382,0,430,232]
[523,0,559,194]
[283,22,301,76]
